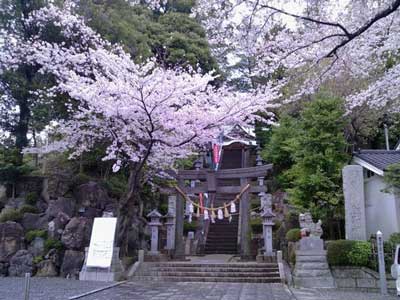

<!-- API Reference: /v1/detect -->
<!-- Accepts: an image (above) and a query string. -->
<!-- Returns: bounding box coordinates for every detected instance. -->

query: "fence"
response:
[369,236,396,273]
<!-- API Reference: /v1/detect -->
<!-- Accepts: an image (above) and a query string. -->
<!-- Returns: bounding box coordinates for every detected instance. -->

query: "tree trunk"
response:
[15,96,30,165]
[117,164,142,257]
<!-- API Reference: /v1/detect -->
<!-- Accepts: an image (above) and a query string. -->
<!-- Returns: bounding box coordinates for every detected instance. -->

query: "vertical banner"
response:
[213,144,220,165]
[213,131,224,171]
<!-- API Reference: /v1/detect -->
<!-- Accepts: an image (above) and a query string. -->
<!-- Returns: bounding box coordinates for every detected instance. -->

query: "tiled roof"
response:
[353,150,400,171]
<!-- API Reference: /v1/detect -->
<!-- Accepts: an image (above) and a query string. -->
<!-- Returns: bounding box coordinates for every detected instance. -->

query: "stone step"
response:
[204,250,237,254]
[294,269,333,277]
[204,246,237,250]
[207,235,237,244]
[134,276,282,283]
[295,262,329,270]
[207,230,238,235]
[208,226,238,230]
[204,247,237,251]
[149,267,279,273]
[296,255,327,263]
[293,276,335,288]
[208,230,238,234]
[147,263,277,268]
[206,240,236,244]
[207,229,237,232]
[145,271,280,278]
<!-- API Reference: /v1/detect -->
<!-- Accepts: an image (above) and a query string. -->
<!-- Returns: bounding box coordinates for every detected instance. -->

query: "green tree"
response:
[0,0,72,164]
[75,0,220,75]
[284,95,349,222]
[383,163,400,194]
[262,115,299,178]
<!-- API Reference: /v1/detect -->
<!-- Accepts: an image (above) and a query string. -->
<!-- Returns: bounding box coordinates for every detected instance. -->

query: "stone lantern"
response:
[261,208,275,256]
[147,209,163,255]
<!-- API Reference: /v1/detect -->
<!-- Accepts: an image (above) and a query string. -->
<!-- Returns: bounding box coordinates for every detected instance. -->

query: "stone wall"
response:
[331,266,396,293]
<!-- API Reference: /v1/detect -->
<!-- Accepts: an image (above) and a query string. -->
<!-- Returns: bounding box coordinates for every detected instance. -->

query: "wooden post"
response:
[239,178,251,259]
[174,179,185,259]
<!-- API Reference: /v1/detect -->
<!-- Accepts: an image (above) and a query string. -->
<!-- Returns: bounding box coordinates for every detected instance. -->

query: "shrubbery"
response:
[71,173,92,188]
[25,192,39,205]
[286,228,301,242]
[25,230,47,242]
[19,204,39,214]
[44,238,63,252]
[183,221,197,234]
[25,230,63,252]
[250,218,263,234]
[327,240,371,267]
[33,255,44,265]
[0,208,23,223]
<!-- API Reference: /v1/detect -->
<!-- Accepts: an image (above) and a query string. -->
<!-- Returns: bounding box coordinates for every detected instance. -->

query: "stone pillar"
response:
[147,210,162,255]
[343,165,367,240]
[165,195,176,250]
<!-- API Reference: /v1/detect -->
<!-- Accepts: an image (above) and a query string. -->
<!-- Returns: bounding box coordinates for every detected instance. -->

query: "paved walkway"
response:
[290,287,398,300]
[0,277,398,300]
[79,282,293,300]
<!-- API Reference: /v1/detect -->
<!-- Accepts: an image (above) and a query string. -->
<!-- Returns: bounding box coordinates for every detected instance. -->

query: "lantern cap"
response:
[147,209,162,218]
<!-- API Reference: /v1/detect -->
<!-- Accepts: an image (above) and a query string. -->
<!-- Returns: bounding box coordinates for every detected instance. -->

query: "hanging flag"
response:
[189,202,194,214]
[188,213,192,223]
[230,202,236,213]
[217,209,223,220]
[204,210,209,220]
[214,131,224,171]
[213,143,220,165]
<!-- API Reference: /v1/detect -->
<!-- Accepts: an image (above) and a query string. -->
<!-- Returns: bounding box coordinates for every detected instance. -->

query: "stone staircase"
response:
[204,194,239,254]
[132,262,281,283]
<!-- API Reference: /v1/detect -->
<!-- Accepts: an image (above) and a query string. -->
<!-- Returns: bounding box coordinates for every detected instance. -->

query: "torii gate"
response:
[173,162,273,258]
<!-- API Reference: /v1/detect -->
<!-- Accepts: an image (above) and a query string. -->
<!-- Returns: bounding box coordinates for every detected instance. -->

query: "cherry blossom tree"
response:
[191,0,400,111]
[1,4,278,252]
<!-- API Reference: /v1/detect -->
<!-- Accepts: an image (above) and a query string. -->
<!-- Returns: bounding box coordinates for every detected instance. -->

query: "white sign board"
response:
[86,217,117,268]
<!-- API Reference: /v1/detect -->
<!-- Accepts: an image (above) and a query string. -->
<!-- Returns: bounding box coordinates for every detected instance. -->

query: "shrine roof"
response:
[353,150,400,175]
[222,124,257,146]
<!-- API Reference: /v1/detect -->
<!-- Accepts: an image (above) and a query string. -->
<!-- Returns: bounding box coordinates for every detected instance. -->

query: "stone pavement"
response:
[80,282,293,300]
[290,287,398,300]
[0,277,398,300]
[0,277,107,300]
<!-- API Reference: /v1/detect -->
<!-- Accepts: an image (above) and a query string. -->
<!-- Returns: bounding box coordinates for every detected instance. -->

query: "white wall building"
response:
[343,150,400,241]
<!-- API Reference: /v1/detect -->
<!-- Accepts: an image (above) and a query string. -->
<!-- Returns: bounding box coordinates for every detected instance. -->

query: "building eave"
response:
[352,156,384,176]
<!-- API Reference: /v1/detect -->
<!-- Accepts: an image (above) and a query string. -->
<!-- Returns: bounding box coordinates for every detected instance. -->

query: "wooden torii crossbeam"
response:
[173,163,273,258]
[177,164,273,194]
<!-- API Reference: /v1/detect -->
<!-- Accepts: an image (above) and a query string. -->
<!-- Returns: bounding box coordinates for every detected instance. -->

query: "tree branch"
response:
[261,4,351,37]
[325,0,400,57]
